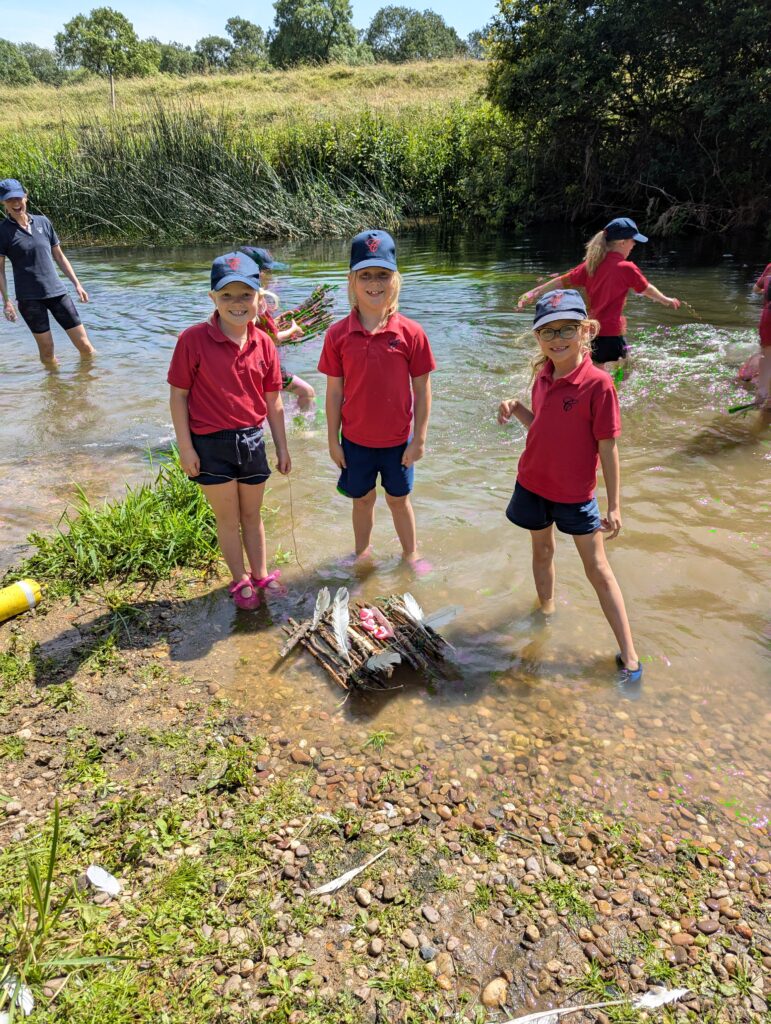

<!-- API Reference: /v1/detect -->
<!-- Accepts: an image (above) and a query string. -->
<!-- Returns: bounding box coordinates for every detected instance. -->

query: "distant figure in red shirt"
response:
[517,217,681,374]
[498,289,642,689]
[318,230,435,573]
[751,261,771,409]
[168,252,291,610]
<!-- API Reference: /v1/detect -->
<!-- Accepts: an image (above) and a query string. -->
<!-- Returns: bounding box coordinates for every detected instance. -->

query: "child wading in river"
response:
[498,289,642,685]
[239,245,315,408]
[751,260,771,409]
[317,229,435,571]
[169,252,290,610]
[517,217,681,374]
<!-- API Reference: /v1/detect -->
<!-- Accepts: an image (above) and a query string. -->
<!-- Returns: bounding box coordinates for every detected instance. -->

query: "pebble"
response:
[400,929,419,949]
[419,945,437,961]
[354,888,371,908]
[421,904,440,923]
[290,748,312,765]
[367,938,383,957]
[697,918,720,935]
[481,978,508,1007]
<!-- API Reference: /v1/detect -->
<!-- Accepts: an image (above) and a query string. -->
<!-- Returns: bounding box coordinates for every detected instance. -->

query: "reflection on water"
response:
[1,229,768,830]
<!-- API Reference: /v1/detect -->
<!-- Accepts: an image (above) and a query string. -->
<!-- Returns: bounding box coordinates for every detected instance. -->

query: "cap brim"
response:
[212,273,260,291]
[533,310,585,330]
[265,260,290,271]
[1,190,26,200]
[350,258,397,273]
[633,232,648,242]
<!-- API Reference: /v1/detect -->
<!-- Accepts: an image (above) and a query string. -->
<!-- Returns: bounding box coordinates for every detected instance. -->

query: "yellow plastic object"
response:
[0,579,42,623]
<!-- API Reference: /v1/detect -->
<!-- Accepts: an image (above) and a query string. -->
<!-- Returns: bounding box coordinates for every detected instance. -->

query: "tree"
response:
[268,0,358,67]
[56,8,154,108]
[145,38,202,76]
[465,27,489,60]
[485,0,771,229]
[0,39,34,85]
[18,43,66,85]
[225,16,267,69]
[365,7,465,62]
[194,35,232,70]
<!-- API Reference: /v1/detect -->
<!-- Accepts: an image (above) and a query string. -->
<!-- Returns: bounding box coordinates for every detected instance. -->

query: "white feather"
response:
[501,987,690,1024]
[634,987,690,1009]
[0,978,34,1019]
[423,605,461,630]
[366,651,402,672]
[311,587,330,630]
[309,848,388,895]
[331,587,351,664]
[86,864,122,896]
[402,592,424,622]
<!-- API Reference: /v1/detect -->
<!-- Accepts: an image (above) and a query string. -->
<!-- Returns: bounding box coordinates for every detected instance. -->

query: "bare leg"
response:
[65,324,96,357]
[530,525,556,614]
[385,492,417,560]
[31,330,58,367]
[572,530,638,668]
[287,375,315,410]
[237,481,269,580]
[352,488,377,556]
[201,481,252,592]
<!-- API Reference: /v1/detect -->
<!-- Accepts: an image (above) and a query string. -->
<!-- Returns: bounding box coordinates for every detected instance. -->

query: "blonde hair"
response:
[530,318,600,379]
[347,269,402,321]
[584,230,608,276]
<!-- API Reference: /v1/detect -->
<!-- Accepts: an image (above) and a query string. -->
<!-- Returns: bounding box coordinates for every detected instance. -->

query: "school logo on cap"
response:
[227,256,240,270]
[547,293,564,309]
[366,237,381,253]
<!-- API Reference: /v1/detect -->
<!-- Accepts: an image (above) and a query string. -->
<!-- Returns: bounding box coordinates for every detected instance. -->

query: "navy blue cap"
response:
[533,289,587,330]
[349,229,398,273]
[604,217,648,243]
[210,252,261,291]
[239,246,289,272]
[0,178,26,201]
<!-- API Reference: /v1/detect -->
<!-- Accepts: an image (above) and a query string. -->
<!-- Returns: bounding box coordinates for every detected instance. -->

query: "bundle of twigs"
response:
[275,284,337,343]
[279,589,454,692]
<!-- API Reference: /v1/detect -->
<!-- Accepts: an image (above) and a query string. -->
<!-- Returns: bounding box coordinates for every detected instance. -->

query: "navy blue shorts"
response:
[190,426,270,486]
[592,335,628,363]
[337,435,414,499]
[506,481,601,535]
[17,294,81,334]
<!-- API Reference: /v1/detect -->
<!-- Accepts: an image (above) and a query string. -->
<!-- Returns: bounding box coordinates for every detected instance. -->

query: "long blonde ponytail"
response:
[584,231,608,277]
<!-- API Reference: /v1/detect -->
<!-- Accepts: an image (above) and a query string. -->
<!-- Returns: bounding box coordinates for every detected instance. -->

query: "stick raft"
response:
[280,591,453,691]
[276,284,336,343]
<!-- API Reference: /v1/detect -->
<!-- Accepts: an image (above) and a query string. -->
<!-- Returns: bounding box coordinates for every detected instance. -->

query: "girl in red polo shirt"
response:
[168,252,291,610]
[751,261,771,408]
[318,229,436,572]
[517,217,681,373]
[498,289,642,687]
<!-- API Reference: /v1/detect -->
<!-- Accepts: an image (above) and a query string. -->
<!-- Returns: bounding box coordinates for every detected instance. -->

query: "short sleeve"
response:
[567,262,588,288]
[167,331,197,390]
[0,231,7,258]
[262,336,284,392]
[407,326,436,377]
[755,263,771,290]
[591,379,621,440]
[47,219,61,249]
[623,262,648,293]
[318,329,343,376]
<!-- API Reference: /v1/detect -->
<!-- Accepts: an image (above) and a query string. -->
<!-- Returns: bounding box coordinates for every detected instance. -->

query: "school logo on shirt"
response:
[563,398,578,412]
[388,338,399,350]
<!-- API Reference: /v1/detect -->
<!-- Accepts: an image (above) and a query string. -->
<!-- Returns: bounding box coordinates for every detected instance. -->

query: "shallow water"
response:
[1,229,769,834]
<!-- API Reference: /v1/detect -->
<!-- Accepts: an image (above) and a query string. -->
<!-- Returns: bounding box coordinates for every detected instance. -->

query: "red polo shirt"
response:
[517,355,621,503]
[318,311,436,447]
[167,315,283,434]
[568,252,648,335]
[755,263,771,346]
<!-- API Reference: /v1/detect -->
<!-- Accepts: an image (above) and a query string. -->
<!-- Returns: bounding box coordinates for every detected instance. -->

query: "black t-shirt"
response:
[0,214,66,300]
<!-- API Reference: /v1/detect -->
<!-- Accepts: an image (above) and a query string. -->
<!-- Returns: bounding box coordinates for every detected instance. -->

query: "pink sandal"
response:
[228,577,261,610]
[251,569,287,595]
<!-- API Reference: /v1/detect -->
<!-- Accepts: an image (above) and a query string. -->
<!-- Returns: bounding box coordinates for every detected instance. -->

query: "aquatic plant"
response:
[8,450,221,597]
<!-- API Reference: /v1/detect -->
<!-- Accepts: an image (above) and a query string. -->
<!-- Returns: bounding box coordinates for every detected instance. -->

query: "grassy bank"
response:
[0,62,512,245]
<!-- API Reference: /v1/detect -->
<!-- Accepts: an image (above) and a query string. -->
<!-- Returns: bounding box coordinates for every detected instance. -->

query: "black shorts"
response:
[17,294,81,334]
[190,426,270,486]
[592,335,628,363]
[506,481,601,536]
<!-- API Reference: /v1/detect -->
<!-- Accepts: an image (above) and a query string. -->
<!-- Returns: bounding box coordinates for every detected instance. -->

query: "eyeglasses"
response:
[536,325,579,341]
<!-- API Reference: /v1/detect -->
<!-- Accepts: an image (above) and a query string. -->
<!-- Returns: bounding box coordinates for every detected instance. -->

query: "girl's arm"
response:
[642,283,680,309]
[325,376,346,469]
[517,274,571,310]
[276,320,303,342]
[0,258,16,321]
[403,373,431,467]
[169,385,200,478]
[52,245,88,302]
[598,437,621,539]
[498,399,534,429]
[265,390,291,474]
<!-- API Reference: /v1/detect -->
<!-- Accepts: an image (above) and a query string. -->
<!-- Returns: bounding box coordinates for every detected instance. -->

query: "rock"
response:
[367,938,383,957]
[4,801,22,815]
[481,978,508,1007]
[420,945,438,961]
[365,919,380,935]
[671,932,694,946]
[222,975,242,996]
[381,883,399,902]
[421,904,440,924]
[435,952,455,977]
[523,924,540,943]
[290,748,312,765]
[751,860,770,876]
[355,888,372,908]
[400,928,419,949]
[696,918,720,935]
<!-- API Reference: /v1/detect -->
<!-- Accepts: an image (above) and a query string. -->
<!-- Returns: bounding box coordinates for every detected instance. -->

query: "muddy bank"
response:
[1,573,769,1023]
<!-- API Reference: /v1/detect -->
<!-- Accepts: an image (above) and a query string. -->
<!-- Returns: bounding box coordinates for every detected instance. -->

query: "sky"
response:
[4,0,497,49]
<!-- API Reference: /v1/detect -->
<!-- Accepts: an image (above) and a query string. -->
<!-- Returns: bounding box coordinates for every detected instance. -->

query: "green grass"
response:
[7,450,222,597]
[0,736,26,761]
[363,730,394,752]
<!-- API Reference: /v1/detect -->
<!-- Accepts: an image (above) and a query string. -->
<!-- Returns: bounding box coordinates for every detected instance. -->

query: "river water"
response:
[1,229,769,837]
